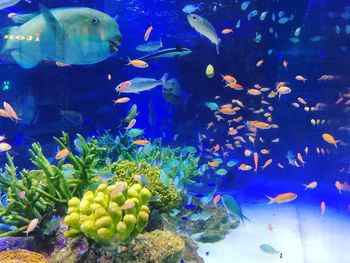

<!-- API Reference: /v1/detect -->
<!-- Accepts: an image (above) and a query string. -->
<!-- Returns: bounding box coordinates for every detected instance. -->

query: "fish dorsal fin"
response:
[11,13,39,24]
[39,4,65,59]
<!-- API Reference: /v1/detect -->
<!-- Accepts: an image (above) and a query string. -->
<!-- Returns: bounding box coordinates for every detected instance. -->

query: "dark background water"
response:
[0,0,349,209]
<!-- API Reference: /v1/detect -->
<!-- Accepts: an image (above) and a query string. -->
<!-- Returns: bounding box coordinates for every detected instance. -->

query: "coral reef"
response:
[109,230,185,263]
[110,160,181,212]
[0,249,49,263]
[160,198,240,243]
[0,236,36,252]
[64,182,151,244]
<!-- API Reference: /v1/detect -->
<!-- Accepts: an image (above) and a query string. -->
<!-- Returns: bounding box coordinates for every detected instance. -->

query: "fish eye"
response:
[192,15,196,20]
[91,17,99,25]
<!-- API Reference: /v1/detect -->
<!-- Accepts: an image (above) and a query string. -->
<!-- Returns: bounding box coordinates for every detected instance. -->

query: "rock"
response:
[49,235,93,263]
[181,235,204,263]
[116,230,185,263]
[0,236,36,252]
[0,249,49,263]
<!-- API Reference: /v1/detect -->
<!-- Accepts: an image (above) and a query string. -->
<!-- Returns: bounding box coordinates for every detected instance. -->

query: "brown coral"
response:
[0,249,50,263]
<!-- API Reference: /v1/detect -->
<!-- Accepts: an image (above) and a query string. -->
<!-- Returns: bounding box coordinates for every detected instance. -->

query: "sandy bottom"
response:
[195,202,350,263]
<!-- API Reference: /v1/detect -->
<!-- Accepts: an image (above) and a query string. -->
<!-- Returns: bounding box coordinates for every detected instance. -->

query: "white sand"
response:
[196,202,350,263]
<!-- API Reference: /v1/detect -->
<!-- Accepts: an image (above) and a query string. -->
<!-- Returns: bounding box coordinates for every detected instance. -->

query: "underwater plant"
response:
[110,160,181,213]
[95,130,205,190]
[64,182,151,245]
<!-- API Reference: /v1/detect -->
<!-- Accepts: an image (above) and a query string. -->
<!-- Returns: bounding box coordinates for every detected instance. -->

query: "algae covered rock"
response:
[0,249,49,263]
[0,236,36,252]
[111,160,181,213]
[116,230,185,263]
[64,181,151,244]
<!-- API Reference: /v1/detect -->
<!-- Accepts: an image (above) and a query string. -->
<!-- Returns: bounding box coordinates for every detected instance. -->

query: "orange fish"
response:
[335,181,343,194]
[321,201,326,216]
[222,28,233,34]
[125,119,136,130]
[228,128,238,135]
[261,159,272,170]
[303,181,317,190]
[144,25,153,41]
[221,74,237,84]
[208,161,220,168]
[56,61,71,67]
[113,97,130,104]
[0,109,11,119]
[132,139,151,146]
[0,142,11,152]
[55,148,69,160]
[253,152,258,172]
[127,59,149,68]
[213,194,221,204]
[3,102,21,123]
[322,133,340,148]
[213,144,220,152]
[225,83,243,90]
[266,192,297,204]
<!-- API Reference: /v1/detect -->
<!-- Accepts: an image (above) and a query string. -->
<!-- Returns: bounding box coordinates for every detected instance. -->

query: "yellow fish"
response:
[261,159,272,170]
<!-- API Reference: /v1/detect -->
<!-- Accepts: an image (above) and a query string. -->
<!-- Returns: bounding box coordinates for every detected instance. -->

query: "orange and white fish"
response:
[132,139,151,146]
[303,181,317,190]
[0,142,11,152]
[125,119,136,130]
[253,152,258,172]
[321,201,326,216]
[266,192,297,204]
[221,74,237,84]
[335,181,343,194]
[208,161,220,168]
[295,75,307,82]
[261,159,272,170]
[222,28,233,34]
[3,102,21,123]
[56,61,71,67]
[297,97,307,105]
[322,133,340,148]
[24,218,39,236]
[238,164,252,171]
[127,59,149,68]
[144,25,153,41]
[55,148,69,160]
[297,153,306,166]
[113,97,130,104]
[111,182,128,196]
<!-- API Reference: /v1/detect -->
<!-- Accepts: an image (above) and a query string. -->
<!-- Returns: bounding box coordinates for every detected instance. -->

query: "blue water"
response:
[0,0,349,259]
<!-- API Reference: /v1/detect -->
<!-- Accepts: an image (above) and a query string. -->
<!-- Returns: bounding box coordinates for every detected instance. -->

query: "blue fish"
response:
[222,195,250,224]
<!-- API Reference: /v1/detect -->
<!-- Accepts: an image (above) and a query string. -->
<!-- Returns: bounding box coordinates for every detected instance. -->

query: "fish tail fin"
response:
[241,214,251,224]
[266,195,273,204]
[216,39,221,55]
[303,184,308,191]
[160,73,169,85]
[335,140,341,148]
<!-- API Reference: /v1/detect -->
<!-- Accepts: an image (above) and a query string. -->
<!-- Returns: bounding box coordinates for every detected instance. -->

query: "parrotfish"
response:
[2,4,121,68]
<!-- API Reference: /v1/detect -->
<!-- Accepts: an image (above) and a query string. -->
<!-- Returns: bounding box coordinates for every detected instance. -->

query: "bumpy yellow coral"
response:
[64,182,151,243]
[111,160,181,212]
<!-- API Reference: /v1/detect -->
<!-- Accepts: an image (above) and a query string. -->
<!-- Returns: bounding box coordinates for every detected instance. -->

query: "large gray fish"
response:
[162,78,191,107]
[2,4,121,68]
[187,14,221,55]
[115,73,169,94]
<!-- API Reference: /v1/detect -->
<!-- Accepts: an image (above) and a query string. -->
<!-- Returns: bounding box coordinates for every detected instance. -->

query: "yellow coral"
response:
[0,249,49,263]
[64,182,151,244]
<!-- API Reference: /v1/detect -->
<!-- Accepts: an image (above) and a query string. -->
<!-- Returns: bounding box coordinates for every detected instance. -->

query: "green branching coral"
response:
[110,160,181,213]
[64,182,151,244]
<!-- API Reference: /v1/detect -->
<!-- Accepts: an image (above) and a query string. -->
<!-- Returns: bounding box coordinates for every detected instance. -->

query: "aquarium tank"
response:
[0,0,348,262]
